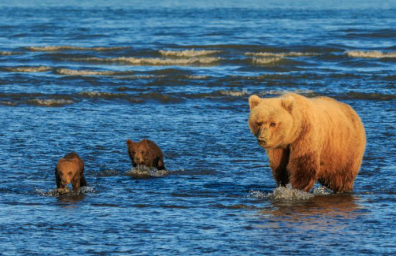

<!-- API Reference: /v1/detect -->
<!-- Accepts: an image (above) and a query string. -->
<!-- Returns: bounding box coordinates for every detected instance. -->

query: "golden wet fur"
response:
[248,93,366,192]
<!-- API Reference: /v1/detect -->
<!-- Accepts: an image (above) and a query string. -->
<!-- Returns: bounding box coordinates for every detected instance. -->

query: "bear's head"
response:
[248,94,295,149]
[126,139,156,166]
[57,161,78,186]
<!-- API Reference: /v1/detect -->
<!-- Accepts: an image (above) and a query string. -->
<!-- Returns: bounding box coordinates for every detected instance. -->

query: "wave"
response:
[259,89,315,96]
[24,46,130,52]
[251,57,283,65]
[185,75,209,80]
[3,66,52,72]
[345,50,396,58]
[246,52,319,57]
[55,68,120,76]
[218,90,249,97]
[28,99,74,106]
[341,92,396,101]
[70,56,221,66]
[159,49,220,57]
[0,51,15,56]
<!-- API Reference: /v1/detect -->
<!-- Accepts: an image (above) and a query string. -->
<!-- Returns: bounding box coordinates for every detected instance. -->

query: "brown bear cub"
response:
[55,152,87,192]
[126,139,166,170]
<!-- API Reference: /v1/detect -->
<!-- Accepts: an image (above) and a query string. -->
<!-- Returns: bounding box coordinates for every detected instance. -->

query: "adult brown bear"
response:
[55,152,87,191]
[248,93,366,193]
[126,139,166,170]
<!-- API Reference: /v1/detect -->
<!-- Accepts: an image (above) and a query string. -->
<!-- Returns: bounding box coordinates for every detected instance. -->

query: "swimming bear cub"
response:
[55,152,87,191]
[126,139,166,170]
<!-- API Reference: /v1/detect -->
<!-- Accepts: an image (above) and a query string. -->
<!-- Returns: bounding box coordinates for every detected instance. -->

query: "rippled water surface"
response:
[1,0,396,255]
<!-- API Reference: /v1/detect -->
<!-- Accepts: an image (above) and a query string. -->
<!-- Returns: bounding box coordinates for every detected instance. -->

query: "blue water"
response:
[1,0,396,255]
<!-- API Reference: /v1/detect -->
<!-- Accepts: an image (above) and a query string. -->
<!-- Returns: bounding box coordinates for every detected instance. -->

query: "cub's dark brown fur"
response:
[126,139,166,170]
[55,152,87,191]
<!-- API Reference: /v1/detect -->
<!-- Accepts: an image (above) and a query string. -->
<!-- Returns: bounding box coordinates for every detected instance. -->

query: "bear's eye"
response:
[141,151,144,154]
[270,122,276,127]
[256,121,263,126]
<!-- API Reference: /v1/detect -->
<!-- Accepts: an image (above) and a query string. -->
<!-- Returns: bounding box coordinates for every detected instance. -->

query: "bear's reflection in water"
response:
[56,192,86,204]
[259,194,364,231]
[126,165,169,178]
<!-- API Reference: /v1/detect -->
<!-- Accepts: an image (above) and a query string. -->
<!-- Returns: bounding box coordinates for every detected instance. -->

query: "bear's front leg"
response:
[266,148,290,186]
[71,175,81,192]
[288,152,319,192]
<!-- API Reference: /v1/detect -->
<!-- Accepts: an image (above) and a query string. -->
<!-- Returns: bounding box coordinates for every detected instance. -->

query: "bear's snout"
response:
[257,139,267,147]
[61,177,70,185]
[134,156,143,163]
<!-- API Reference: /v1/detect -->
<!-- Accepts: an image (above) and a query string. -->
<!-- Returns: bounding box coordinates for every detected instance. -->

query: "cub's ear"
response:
[249,95,262,110]
[126,139,134,146]
[281,95,295,113]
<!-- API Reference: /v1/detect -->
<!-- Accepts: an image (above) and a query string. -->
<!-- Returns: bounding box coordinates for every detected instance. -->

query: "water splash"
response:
[250,184,331,201]
[126,166,169,178]
[35,186,95,197]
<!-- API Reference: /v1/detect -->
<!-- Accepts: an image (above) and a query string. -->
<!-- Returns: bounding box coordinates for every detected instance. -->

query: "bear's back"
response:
[57,153,84,172]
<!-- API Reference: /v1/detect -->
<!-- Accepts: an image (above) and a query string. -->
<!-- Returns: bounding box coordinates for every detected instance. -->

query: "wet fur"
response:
[249,93,366,193]
[55,152,87,191]
[126,139,166,170]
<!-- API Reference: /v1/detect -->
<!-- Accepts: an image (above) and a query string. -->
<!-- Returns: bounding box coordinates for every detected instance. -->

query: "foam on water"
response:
[345,50,396,58]
[246,52,319,57]
[185,75,209,79]
[71,56,221,66]
[259,89,315,96]
[25,46,129,52]
[56,68,118,76]
[159,49,220,57]
[4,66,52,72]
[28,99,74,106]
[252,57,283,65]
[219,90,249,97]
[0,51,14,55]
[79,91,124,97]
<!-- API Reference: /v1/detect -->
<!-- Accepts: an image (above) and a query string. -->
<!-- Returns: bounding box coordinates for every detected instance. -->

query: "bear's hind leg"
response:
[80,173,87,187]
[326,173,355,193]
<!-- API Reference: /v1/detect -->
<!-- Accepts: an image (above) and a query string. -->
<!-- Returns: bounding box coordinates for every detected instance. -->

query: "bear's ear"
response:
[281,96,295,113]
[126,139,134,146]
[249,95,262,110]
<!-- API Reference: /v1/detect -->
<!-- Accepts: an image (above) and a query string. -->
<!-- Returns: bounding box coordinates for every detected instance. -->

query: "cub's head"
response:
[248,94,295,149]
[126,139,155,166]
[56,161,77,186]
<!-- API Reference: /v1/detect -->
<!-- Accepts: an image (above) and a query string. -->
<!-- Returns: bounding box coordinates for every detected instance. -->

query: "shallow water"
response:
[1,0,396,255]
